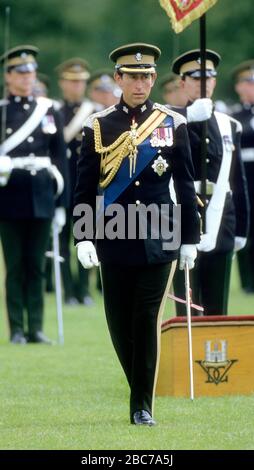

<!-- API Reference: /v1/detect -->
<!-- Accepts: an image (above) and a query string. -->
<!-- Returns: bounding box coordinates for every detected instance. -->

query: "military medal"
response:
[150,125,173,147]
[41,115,57,134]
[152,156,168,176]
[223,135,234,152]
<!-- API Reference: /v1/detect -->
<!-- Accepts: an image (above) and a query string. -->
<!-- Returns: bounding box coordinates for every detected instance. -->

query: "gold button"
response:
[206,158,209,163]
[206,138,210,144]
[28,136,34,143]
[136,200,141,205]
[135,180,140,186]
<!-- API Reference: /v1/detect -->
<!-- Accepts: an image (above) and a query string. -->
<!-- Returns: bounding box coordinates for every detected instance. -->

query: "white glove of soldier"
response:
[0,156,13,186]
[197,232,217,252]
[179,244,197,270]
[77,241,99,269]
[234,236,247,252]
[53,207,66,233]
[186,98,213,123]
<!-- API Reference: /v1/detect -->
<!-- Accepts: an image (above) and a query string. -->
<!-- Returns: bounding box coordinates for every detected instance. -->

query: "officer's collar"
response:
[9,94,35,103]
[64,99,83,107]
[243,103,254,111]
[117,96,153,117]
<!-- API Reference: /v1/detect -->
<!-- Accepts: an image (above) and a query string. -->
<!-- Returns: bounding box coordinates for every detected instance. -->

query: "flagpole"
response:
[199,14,207,232]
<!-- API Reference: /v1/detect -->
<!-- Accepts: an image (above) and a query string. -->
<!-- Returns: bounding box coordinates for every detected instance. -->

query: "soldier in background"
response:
[87,70,121,292]
[33,72,50,98]
[231,61,254,293]
[172,49,249,316]
[0,46,68,343]
[87,69,121,110]
[56,58,96,306]
[159,72,188,107]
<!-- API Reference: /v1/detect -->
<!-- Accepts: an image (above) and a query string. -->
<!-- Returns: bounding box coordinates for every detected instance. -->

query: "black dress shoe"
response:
[131,410,156,426]
[11,332,27,345]
[28,331,52,344]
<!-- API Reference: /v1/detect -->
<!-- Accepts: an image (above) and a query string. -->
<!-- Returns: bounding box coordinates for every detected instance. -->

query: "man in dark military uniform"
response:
[172,49,249,316]
[0,45,68,343]
[56,58,95,305]
[73,43,200,425]
[231,61,254,293]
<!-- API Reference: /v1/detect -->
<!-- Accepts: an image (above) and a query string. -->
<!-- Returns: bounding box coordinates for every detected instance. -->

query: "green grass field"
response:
[0,257,254,450]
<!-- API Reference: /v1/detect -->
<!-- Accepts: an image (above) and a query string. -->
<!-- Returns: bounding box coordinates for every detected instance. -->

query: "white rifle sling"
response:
[63,100,94,144]
[205,111,233,247]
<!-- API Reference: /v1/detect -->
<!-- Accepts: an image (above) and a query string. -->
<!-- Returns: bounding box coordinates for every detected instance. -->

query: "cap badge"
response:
[151,156,168,176]
[135,53,142,62]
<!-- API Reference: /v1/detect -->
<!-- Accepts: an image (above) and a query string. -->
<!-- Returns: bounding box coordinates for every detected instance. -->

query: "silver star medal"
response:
[152,156,168,176]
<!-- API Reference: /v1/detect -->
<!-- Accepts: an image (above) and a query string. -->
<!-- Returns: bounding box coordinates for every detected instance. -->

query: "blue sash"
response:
[102,115,173,209]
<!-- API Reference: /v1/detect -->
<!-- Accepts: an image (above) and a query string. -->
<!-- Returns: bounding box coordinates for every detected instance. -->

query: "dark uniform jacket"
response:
[58,99,96,208]
[0,94,68,219]
[187,110,249,253]
[74,97,200,265]
[232,103,254,239]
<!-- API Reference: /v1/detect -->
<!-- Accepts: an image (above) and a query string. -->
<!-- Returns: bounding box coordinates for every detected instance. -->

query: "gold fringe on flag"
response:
[159,0,218,33]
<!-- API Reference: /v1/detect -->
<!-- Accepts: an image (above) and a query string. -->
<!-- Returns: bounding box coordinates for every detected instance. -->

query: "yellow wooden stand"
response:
[156,316,254,397]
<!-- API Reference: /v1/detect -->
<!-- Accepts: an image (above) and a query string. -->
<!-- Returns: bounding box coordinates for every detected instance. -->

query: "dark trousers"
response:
[0,219,51,336]
[173,251,233,316]
[60,210,90,301]
[100,262,171,417]
[237,164,254,292]
[237,240,254,292]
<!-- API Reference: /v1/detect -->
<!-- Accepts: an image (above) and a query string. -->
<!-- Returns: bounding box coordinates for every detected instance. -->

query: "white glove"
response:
[186,98,213,123]
[197,232,217,252]
[53,207,66,233]
[179,244,197,270]
[234,236,247,252]
[77,241,99,269]
[0,156,13,186]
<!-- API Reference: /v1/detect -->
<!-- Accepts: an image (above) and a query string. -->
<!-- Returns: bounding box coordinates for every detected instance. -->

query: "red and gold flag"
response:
[159,0,218,33]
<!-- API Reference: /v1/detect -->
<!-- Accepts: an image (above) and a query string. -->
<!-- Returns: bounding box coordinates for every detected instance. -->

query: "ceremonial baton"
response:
[46,222,64,345]
[184,262,194,400]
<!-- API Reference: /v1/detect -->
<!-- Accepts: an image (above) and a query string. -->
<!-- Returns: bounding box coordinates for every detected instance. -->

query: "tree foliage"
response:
[0,0,253,102]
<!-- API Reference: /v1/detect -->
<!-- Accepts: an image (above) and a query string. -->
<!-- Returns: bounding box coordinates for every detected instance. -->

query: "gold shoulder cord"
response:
[93,110,166,189]
[93,118,134,189]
